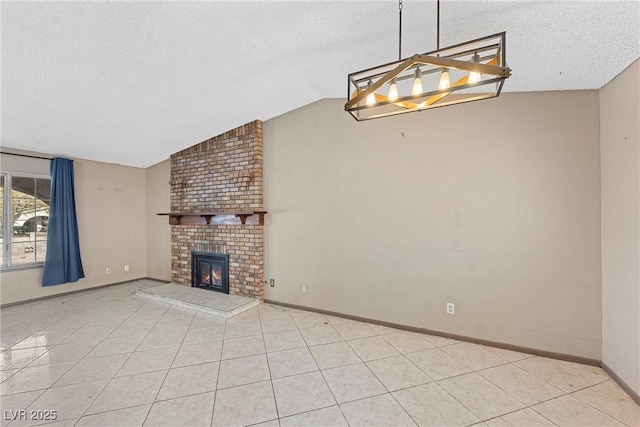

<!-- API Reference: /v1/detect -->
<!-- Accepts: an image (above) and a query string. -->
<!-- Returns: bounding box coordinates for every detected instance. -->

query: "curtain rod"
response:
[0,151,52,161]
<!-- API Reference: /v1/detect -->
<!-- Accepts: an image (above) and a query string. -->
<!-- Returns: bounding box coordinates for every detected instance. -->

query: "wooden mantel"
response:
[157,211,267,226]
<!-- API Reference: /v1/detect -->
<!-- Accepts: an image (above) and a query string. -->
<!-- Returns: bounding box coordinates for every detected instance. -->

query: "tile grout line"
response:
[320,319,388,425]
[295,310,356,426]
[474,366,561,427]
[4,285,154,400]
[477,363,613,425]
[567,381,635,426]
[427,351,528,424]
[473,360,568,410]
[527,405,562,426]
[69,402,151,422]
[340,327,514,425]
[1,291,135,386]
[511,358,611,398]
[141,306,198,426]
[2,295,99,339]
[342,335,422,426]
[289,312,460,424]
[378,334,441,390]
[256,306,281,424]
[72,293,174,424]
[209,315,228,426]
[351,340,422,426]
[4,283,159,426]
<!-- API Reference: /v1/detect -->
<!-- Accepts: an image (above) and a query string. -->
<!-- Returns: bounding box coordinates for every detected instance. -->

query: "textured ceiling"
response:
[2,1,638,168]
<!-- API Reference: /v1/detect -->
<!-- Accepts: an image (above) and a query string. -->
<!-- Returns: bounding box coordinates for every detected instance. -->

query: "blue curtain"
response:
[42,158,85,286]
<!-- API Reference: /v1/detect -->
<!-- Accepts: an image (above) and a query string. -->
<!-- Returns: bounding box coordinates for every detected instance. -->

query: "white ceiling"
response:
[2,1,638,168]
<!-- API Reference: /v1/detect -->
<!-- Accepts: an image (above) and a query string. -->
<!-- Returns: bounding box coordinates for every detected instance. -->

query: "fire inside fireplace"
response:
[191,251,229,293]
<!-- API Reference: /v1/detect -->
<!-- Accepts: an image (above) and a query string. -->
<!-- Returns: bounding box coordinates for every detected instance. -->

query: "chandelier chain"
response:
[398,0,403,60]
[437,0,440,50]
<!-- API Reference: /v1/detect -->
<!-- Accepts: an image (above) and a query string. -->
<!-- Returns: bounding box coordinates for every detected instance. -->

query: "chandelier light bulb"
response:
[388,79,399,101]
[468,53,482,84]
[469,71,481,84]
[438,68,451,90]
[366,80,376,106]
[412,67,423,96]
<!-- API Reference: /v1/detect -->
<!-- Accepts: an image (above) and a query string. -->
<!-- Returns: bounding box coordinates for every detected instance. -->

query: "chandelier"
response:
[345,0,512,121]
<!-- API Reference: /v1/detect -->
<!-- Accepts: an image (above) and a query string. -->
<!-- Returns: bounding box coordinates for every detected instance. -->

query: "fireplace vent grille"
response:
[192,243,227,254]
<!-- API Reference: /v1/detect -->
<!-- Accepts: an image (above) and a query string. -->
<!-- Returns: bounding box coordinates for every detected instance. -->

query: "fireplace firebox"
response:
[191,251,229,294]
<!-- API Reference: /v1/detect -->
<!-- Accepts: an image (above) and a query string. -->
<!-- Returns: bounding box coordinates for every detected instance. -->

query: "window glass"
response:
[35,178,49,262]
[6,176,50,266]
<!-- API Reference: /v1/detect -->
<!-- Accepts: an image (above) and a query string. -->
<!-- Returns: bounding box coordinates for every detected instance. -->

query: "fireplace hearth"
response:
[192,251,229,294]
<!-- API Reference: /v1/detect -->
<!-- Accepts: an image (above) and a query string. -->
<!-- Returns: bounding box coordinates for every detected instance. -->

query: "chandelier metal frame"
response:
[345,1,512,121]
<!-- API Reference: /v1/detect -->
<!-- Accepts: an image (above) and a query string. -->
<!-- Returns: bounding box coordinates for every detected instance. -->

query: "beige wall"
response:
[145,159,171,281]
[4,82,631,373]
[600,59,640,395]
[1,158,147,304]
[263,93,603,359]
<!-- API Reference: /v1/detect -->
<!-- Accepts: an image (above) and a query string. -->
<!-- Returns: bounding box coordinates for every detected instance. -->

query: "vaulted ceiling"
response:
[2,1,638,167]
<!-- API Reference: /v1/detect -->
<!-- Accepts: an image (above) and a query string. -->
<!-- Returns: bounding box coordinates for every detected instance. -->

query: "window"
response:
[0,173,51,269]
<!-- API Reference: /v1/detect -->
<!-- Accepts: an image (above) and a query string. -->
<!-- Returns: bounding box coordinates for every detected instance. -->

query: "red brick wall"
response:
[170,121,264,299]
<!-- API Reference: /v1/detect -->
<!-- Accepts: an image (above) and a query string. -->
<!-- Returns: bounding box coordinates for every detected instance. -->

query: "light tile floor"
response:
[1,279,638,427]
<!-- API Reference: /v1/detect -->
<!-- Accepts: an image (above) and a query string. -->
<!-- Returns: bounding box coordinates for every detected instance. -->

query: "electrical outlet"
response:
[446,303,455,315]
[124,264,129,272]
[269,279,275,287]
[301,284,307,294]
[106,266,111,274]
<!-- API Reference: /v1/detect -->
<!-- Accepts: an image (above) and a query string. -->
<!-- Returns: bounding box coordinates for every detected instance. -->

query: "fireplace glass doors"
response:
[191,251,229,294]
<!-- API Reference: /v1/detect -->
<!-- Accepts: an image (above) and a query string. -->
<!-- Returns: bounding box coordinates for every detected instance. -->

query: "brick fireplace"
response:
[169,120,264,299]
